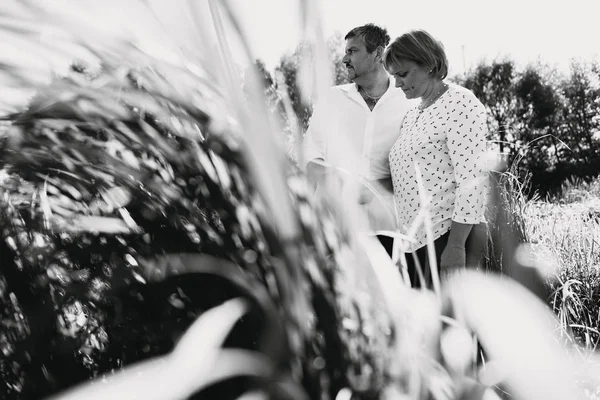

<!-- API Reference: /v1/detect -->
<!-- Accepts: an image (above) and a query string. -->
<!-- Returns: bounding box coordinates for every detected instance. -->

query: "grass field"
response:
[524,180,600,347]
[517,179,600,399]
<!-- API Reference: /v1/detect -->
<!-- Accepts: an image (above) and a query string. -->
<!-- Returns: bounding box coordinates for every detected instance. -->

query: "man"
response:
[303,23,415,256]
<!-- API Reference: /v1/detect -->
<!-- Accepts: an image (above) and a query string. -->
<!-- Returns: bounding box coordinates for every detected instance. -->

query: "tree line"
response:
[250,35,600,197]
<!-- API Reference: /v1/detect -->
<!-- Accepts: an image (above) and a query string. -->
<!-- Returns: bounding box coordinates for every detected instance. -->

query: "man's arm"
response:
[303,93,331,190]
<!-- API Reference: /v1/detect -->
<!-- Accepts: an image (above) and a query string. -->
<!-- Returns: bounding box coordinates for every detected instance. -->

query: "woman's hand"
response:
[440,244,466,279]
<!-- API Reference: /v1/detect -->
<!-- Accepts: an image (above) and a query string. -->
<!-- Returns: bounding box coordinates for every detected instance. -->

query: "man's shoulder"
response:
[385,87,418,108]
[332,82,355,90]
[329,83,355,95]
[313,83,355,105]
[386,86,409,99]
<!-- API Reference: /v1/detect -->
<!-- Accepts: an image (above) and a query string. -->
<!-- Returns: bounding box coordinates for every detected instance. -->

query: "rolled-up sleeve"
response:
[446,93,488,224]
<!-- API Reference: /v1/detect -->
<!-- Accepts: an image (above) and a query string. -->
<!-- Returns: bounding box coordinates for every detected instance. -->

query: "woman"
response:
[383,29,488,288]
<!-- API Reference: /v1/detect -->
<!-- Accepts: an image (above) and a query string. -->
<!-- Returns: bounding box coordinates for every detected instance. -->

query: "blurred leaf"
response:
[445,271,581,400]
[48,298,262,400]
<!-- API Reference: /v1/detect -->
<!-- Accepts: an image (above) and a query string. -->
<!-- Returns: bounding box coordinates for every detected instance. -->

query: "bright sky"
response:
[2,0,598,102]
[228,0,600,76]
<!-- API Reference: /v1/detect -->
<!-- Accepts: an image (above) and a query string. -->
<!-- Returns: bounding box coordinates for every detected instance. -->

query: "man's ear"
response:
[375,46,384,62]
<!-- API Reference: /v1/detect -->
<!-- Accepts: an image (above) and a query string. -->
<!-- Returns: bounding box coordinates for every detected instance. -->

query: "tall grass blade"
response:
[49,298,252,400]
[207,0,300,243]
[446,271,581,400]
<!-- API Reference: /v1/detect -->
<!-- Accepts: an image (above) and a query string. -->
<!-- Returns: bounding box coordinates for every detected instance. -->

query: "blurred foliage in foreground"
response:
[0,2,395,399]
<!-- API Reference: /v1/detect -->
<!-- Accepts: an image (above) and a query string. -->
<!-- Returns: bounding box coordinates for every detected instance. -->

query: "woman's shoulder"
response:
[448,83,479,101]
[446,83,476,98]
[446,83,485,107]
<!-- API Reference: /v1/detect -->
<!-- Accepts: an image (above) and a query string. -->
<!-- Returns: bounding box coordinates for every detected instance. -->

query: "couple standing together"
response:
[303,24,488,288]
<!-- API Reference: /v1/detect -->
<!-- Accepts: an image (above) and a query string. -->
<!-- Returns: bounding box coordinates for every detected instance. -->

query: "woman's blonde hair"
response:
[383,29,448,80]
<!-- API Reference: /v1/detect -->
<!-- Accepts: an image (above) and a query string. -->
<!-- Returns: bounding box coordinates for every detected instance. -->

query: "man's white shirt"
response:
[303,78,415,232]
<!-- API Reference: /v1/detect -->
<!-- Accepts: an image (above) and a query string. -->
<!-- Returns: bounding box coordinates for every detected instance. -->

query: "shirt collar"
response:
[341,76,396,103]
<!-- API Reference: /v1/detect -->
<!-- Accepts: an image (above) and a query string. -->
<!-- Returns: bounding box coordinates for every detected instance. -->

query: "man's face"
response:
[342,37,378,82]
[386,59,432,99]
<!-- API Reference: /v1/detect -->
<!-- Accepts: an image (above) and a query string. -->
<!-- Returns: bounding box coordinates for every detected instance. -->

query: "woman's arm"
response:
[442,89,488,271]
[440,221,473,270]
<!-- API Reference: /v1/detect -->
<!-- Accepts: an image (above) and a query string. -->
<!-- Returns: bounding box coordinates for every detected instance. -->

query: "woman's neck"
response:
[421,80,443,102]
[418,80,448,110]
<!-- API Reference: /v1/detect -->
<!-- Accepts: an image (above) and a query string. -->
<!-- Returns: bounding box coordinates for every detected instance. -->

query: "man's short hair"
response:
[344,23,390,53]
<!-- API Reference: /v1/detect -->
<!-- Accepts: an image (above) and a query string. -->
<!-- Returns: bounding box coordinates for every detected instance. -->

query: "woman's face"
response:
[387,59,434,99]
